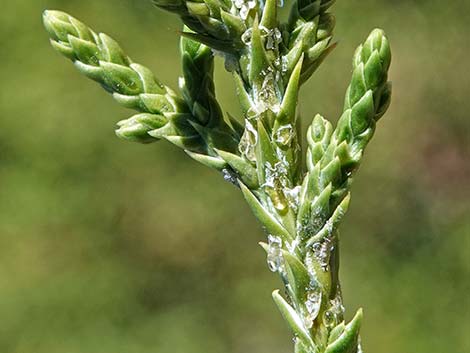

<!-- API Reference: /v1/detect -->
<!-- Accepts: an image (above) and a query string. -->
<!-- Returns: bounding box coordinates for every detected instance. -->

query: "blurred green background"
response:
[1,1,469,352]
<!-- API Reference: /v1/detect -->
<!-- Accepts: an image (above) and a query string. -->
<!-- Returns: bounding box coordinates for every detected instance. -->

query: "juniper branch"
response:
[43,10,196,146]
[286,0,336,83]
[152,0,246,52]
[43,10,239,157]
[179,31,244,160]
[43,3,392,353]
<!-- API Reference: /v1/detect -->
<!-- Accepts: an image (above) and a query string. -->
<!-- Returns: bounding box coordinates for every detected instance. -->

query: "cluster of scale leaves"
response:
[42,3,392,353]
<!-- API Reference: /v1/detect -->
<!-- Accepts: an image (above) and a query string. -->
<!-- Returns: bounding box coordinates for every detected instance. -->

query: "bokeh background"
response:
[1,1,469,352]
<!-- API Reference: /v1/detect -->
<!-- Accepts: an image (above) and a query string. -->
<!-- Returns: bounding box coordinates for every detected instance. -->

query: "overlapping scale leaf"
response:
[179,32,241,154]
[116,113,167,143]
[325,309,363,353]
[272,290,316,350]
[284,0,336,83]
[153,0,245,52]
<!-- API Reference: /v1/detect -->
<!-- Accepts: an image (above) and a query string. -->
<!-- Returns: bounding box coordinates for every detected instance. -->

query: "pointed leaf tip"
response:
[260,0,278,29]
[239,181,293,243]
[249,16,270,85]
[215,149,259,188]
[325,309,363,353]
[272,290,315,349]
[279,55,304,124]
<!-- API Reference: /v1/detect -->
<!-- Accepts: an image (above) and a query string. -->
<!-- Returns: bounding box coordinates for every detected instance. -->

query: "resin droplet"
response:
[264,28,282,50]
[274,124,294,146]
[286,236,300,254]
[306,291,322,320]
[241,28,252,45]
[233,0,256,20]
[262,160,290,214]
[263,160,288,189]
[312,240,332,271]
[247,0,256,9]
[330,294,345,319]
[222,168,238,185]
[281,56,288,73]
[303,315,314,329]
[267,235,283,272]
[284,185,301,211]
[323,310,336,328]
[238,120,258,162]
[303,289,322,329]
[269,186,288,213]
[239,6,249,20]
[255,70,281,113]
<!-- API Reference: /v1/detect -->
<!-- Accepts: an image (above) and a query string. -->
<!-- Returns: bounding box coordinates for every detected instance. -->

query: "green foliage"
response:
[42,2,392,352]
